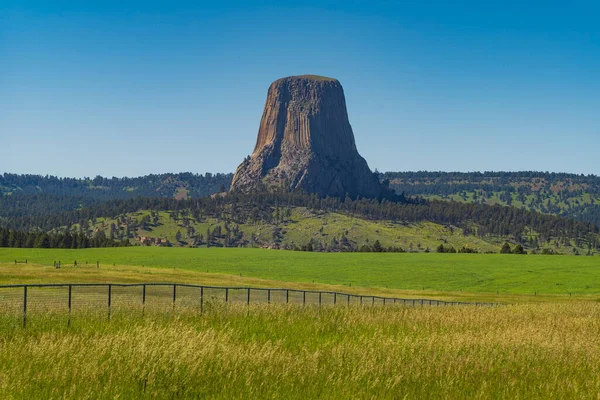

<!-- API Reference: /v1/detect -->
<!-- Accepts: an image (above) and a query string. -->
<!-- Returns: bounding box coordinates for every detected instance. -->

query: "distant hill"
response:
[0,172,232,199]
[1,190,598,255]
[5,171,599,227]
[381,171,600,227]
[0,172,233,218]
[79,208,505,254]
[2,171,600,254]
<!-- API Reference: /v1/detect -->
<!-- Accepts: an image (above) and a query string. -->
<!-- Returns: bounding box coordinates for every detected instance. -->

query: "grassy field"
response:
[0,262,560,304]
[1,302,600,398]
[2,247,600,398]
[2,247,600,298]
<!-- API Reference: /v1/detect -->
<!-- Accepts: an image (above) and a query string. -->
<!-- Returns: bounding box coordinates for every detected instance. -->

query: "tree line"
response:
[0,228,130,249]
[0,172,232,199]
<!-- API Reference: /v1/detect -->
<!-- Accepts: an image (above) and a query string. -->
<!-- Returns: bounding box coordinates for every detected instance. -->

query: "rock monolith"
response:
[231,75,382,199]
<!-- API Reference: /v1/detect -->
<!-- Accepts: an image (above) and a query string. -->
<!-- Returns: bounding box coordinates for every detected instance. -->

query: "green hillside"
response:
[59,206,591,255]
[383,171,600,226]
[92,209,471,252]
[2,177,599,255]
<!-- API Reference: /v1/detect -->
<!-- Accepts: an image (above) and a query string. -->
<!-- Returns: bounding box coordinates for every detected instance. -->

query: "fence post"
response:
[319,292,322,307]
[360,296,363,304]
[286,289,289,304]
[142,284,146,316]
[372,296,374,306]
[225,288,229,303]
[68,285,72,326]
[334,293,337,304]
[23,286,27,328]
[267,289,271,304]
[200,287,204,314]
[107,284,112,321]
[247,288,251,305]
[303,291,306,306]
[173,285,177,308]
[347,295,350,305]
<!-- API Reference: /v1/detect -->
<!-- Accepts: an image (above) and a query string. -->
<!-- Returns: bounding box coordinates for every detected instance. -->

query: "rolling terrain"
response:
[86,208,505,253]
[0,172,232,199]
[3,189,598,255]
[383,171,600,226]
[5,171,600,227]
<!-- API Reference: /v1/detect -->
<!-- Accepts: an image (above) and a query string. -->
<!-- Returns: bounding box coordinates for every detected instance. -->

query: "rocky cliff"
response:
[230,75,382,199]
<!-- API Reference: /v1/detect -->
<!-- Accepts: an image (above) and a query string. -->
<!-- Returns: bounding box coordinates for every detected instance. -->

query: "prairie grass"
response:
[1,302,600,398]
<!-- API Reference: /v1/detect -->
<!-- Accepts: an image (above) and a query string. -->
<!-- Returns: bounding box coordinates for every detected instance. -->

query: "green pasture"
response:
[2,247,599,296]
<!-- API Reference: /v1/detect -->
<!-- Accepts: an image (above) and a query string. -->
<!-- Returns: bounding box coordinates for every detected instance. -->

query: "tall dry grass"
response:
[1,302,600,398]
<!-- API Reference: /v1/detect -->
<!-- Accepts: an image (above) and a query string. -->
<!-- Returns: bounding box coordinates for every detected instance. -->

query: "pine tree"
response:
[500,242,512,254]
[513,244,527,254]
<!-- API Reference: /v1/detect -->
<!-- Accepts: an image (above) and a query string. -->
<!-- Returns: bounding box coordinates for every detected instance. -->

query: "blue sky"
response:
[2,0,599,177]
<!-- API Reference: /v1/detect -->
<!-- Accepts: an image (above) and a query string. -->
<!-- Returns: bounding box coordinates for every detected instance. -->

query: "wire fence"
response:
[0,283,497,327]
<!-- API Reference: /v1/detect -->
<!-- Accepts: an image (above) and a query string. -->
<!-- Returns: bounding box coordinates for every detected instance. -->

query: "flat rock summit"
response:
[231,75,382,199]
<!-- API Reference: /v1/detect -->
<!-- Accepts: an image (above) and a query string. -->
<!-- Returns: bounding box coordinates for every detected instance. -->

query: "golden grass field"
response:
[2,250,600,398]
[1,302,600,398]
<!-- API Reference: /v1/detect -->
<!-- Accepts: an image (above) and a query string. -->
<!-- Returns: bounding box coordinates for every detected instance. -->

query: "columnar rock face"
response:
[231,75,382,199]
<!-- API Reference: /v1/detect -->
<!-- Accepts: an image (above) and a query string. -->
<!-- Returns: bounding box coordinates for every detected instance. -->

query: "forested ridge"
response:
[0,172,232,199]
[381,171,600,227]
[1,171,599,253]
[4,171,600,227]
[1,190,597,252]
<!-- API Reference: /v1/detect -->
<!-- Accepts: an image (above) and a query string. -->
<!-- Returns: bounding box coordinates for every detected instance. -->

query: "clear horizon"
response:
[3,1,599,177]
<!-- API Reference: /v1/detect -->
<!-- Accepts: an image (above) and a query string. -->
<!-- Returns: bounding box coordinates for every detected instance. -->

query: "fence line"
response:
[0,283,497,328]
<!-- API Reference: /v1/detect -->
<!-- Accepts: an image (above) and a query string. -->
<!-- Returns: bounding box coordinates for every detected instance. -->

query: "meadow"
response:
[2,247,600,298]
[2,247,600,398]
[1,302,600,398]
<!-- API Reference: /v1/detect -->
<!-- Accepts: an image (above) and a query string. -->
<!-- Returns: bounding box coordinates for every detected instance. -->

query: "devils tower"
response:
[231,75,382,199]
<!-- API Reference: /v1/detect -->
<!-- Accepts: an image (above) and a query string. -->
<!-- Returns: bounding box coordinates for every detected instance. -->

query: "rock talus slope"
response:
[231,75,382,199]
